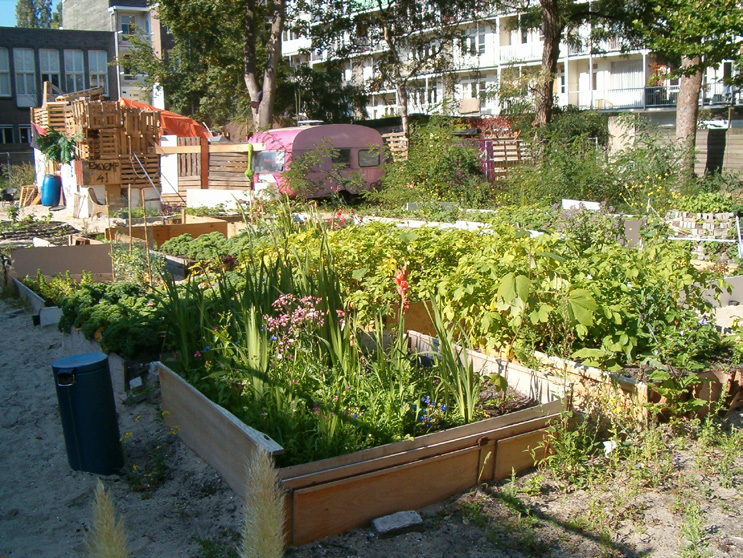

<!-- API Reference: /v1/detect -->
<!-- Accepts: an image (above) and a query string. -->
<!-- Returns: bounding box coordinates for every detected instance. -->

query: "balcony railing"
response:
[558,83,742,111]
[499,42,542,63]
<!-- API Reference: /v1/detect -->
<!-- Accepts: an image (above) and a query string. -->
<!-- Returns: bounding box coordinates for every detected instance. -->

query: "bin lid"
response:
[52,353,108,375]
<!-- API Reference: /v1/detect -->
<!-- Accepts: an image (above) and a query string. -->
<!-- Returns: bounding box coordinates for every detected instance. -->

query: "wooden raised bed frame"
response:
[159,331,571,546]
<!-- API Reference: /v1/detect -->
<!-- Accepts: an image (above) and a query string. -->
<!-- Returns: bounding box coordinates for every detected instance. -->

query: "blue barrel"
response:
[52,353,124,475]
[41,174,62,206]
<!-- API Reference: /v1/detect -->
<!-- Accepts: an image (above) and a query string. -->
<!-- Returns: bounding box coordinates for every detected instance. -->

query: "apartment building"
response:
[0,26,116,165]
[61,0,166,106]
[283,9,739,125]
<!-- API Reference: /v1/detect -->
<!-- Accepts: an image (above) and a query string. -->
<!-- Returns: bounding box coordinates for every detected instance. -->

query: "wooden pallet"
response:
[124,132,158,156]
[122,108,159,136]
[31,102,67,132]
[68,99,121,130]
[208,152,250,188]
[76,128,122,160]
[119,155,160,188]
[382,132,408,161]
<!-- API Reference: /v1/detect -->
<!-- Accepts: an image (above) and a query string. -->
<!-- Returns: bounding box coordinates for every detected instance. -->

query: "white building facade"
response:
[283,9,739,124]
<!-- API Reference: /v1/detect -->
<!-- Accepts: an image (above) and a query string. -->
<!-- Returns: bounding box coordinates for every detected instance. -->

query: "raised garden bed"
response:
[534,351,743,422]
[13,278,62,327]
[158,330,571,546]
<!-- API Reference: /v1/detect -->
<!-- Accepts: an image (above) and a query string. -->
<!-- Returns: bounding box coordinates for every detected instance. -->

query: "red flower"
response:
[394,265,409,311]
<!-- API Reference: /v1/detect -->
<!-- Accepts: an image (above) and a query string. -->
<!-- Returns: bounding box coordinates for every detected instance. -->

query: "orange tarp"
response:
[119,98,211,139]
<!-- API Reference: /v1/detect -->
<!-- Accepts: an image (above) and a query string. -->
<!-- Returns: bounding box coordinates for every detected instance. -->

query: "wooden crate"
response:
[123,132,158,156]
[122,108,159,136]
[119,155,160,188]
[76,129,122,160]
[158,332,571,546]
[69,100,121,130]
[32,102,67,132]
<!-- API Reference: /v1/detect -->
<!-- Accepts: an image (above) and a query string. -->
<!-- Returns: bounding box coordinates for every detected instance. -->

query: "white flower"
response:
[586,274,593,280]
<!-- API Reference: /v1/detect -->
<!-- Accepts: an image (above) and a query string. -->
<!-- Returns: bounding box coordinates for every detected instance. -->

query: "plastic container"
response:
[52,353,124,475]
[41,174,62,206]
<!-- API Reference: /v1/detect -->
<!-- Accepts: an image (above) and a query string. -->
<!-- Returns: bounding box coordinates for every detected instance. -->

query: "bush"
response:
[372,116,493,207]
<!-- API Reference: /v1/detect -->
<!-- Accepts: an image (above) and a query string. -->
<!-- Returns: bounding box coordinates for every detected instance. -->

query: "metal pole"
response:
[736,215,742,259]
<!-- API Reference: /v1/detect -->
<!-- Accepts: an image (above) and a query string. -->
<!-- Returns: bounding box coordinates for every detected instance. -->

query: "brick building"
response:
[0,27,116,166]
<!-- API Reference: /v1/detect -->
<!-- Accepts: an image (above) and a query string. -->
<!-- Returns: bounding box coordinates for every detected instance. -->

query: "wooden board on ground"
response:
[10,244,113,282]
[105,220,229,247]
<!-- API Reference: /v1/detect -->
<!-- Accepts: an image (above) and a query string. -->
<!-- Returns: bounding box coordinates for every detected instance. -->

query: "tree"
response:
[631,0,743,175]
[122,1,363,128]
[16,0,53,28]
[508,0,640,130]
[299,0,486,137]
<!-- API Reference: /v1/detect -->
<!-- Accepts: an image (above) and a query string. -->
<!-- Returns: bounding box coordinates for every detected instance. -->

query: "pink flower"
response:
[193,351,201,358]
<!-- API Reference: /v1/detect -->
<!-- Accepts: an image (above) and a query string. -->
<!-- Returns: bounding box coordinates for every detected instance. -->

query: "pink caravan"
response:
[248,124,384,199]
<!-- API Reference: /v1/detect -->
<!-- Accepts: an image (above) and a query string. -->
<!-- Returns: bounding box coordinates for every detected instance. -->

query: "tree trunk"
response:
[397,83,410,138]
[259,0,286,129]
[243,0,261,132]
[676,55,703,177]
[534,0,562,128]
[244,0,286,131]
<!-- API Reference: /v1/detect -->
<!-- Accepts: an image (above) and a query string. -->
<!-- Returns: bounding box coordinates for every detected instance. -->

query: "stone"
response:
[371,510,423,537]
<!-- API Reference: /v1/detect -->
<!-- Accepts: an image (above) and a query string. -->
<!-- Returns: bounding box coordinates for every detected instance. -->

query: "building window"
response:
[64,50,85,93]
[39,49,60,89]
[0,48,10,97]
[19,125,31,144]
[0,126,13,144]
[121,15,136,35]
[13,48,36,107]
[427,84,438,105]
[88,51,108,96]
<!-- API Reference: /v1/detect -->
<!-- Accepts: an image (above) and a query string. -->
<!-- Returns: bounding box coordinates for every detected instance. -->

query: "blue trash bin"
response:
[52,353,124,475]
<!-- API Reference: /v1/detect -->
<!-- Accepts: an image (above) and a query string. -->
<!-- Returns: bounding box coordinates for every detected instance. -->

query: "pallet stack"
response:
[64,99,161,189]
[30,101,67,133]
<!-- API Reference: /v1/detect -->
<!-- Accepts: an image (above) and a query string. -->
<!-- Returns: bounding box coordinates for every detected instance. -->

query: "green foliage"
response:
[281,141,367,199]
[674,192,735,214]
[36,129,76,165]
[1,162,36,193]
[16,0,54,28]
[373,116,492,207]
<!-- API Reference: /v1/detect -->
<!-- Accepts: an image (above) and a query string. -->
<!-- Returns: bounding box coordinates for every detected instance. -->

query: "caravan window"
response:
[358,149,380,167]
[253,150,285,173]
[331,148,351,165]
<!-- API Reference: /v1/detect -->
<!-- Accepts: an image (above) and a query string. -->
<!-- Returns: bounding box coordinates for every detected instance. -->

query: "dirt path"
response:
[1,296,742,557]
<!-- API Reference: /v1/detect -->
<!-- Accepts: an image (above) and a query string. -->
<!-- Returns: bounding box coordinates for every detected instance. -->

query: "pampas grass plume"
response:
[240,449,286,558]
[86,479,130,558]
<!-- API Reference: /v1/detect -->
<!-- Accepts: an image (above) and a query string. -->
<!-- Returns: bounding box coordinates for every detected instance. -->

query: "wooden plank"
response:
[158,364,283,497]
[10,244,113,282]
[200,137,209,189]
[157,145,202,154]
[280,414,557,490]
[105,221,228,246]
[279,400,563,482]
[493,429,546,481]
[290,445,481,545]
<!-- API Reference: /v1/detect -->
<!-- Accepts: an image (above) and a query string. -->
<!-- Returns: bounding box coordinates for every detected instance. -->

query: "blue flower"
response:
[425,396,431,404]
[441,404,447,412]
[203,346,210,351]
[421,396,426,403]
[432,401,436,407]
[412,404,417,412]
[270,336,278,341]
[353,413,358,419]
[419,415,425,421]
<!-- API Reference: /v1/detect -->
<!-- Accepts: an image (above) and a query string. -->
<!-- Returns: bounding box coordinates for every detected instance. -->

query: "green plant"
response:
[36,128,76,166]
[679,499,711,558]
[372,115,492,208]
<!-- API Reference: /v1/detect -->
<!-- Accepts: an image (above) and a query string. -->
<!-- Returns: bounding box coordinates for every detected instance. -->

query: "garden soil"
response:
[1,298,743,558]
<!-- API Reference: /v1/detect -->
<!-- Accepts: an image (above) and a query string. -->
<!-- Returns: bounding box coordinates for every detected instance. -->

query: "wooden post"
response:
[141,191,153,284]
[200,136,209,189]
[127,186,133,256]
[105,191,116,281]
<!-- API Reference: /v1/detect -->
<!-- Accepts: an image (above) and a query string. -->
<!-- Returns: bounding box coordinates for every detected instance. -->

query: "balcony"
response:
[557,83,742,111]
[499,42,542,64]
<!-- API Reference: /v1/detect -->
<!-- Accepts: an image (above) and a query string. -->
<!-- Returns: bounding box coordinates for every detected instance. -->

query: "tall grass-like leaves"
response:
[429,300,481,424]
[86,480,130,558]
[240,449,285,558]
